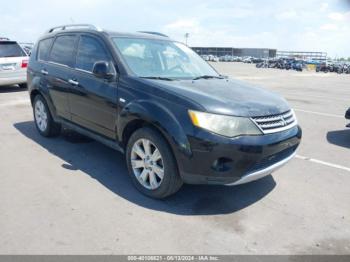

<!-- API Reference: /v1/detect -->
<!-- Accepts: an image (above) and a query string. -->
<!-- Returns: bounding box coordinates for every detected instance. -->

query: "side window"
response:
[76,36,109,72]
[37,38,53,61]
[49,35,77,66]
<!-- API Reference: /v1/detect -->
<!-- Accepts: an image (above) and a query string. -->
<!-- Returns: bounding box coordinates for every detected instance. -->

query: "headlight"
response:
[188,110,262,137]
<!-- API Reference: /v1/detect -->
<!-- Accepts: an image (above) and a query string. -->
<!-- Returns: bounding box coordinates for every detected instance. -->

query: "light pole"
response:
[184,33,189,46]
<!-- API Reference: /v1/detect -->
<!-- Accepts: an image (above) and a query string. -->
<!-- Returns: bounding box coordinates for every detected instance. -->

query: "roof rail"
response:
[138,31,169,37]
[46,24,101,33]
[0,37,10,41]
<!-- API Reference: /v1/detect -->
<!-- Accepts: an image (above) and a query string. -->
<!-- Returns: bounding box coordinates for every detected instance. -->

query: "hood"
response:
[145,78,290,117]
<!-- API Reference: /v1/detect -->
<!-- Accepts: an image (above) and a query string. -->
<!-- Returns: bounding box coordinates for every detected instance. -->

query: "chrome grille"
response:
[251,110,297,134]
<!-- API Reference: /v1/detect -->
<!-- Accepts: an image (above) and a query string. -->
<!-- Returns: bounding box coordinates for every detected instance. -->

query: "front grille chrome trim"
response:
[251,110,297,134]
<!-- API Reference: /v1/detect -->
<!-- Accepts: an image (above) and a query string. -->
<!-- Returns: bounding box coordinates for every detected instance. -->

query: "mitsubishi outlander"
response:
[27,24,302,198]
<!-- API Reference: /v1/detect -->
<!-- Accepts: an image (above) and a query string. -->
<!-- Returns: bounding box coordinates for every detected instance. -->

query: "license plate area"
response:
[0,63,16,71]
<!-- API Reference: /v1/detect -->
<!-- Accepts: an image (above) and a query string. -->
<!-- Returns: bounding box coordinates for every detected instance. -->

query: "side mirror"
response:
[92,61,115,79]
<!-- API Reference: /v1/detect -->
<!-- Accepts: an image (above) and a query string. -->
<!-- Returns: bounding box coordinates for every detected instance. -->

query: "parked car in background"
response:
[337,63,350,74]
[19,43,34,56]
[205,55,219,62]
[243,56,253,63]
[316,62,330,73]
[291,60,304,71]
[235,56,241,62]
[256,59,269,68]
[211,56,219,62]
[252,57,264,63]
[220,55,234,62]
[28,24,301,199]
[201,55,209,61]
[0,38,29,88]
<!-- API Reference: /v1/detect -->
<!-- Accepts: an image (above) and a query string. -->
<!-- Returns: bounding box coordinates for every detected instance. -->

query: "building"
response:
[192,47,327,61]
[192,47,277,58]
[277,51,327,61]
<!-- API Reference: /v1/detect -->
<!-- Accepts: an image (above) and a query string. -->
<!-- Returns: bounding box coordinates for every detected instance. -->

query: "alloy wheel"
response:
[34,100,48,132]
[130,138,164,190]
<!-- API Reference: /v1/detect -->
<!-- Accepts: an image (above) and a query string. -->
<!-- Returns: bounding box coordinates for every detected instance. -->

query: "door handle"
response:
[41,69,48,75]
[68,79,79,86]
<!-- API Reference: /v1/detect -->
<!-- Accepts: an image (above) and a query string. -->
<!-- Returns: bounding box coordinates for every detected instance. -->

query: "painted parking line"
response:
[294,108,344,118]
[296,154,350,172]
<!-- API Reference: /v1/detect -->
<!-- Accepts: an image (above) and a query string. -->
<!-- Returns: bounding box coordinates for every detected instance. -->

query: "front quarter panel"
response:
[118,99,193,158]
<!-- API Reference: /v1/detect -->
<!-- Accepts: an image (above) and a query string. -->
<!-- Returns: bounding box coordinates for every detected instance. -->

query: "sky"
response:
[1,0,350,58]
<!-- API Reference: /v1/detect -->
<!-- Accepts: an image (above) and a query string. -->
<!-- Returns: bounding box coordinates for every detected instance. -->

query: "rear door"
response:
[45,34,78,120]
[68,34,118,139]
[0,41,28,83]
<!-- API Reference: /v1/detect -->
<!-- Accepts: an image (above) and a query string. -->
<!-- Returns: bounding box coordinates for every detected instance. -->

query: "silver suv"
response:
[0,38,29,88]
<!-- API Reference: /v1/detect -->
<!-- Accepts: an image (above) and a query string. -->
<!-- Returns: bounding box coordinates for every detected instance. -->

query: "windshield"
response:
[112,37,219,79]
[0,42,26,57]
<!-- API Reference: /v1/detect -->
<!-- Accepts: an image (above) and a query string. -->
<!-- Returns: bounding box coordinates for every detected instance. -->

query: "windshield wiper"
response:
[140,76,174,81]
[192,75,225,80]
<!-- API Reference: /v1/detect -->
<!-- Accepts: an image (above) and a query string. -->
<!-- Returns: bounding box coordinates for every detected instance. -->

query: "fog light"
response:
[211,157,233,172]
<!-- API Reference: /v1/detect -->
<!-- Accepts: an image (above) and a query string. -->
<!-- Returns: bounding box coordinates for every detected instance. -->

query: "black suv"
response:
[27,24,302,198]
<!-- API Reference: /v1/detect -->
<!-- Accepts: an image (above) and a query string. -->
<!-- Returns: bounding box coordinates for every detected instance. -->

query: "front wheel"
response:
[126,127,183,199]
[33,95,61,137]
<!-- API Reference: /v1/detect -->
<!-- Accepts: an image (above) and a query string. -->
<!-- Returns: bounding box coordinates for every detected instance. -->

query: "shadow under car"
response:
[0,85,27,93]
[14,121,276,216]
[327,129,350,149]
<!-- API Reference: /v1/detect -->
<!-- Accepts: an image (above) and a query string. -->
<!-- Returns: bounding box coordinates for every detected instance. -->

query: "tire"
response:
[33,95,61,137]
[126,127,183,199]
[18,83,27,89]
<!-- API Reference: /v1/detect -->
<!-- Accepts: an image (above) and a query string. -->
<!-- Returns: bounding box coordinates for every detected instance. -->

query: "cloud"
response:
[320,2,329,11]
[328,11,350,20]
[275,9,298,20]
[1,0,350,57]
[164,19,200,30]
[320,23,339,30]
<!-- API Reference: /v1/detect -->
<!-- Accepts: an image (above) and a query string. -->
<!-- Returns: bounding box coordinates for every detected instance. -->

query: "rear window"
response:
[49,35,77,66]
[0,41,26,57]
[37,38,54,61]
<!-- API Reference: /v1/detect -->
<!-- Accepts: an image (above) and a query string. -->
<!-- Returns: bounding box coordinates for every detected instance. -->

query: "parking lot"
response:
[0,62,349,254]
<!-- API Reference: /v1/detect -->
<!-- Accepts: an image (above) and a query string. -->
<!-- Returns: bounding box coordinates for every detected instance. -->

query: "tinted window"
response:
[76,36,109,72]
[0,41,26,57]
[37,38,53,61]
[49,35,76,66]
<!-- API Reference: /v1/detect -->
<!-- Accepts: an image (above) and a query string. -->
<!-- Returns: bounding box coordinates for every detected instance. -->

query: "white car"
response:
[243,56,253,63]
[0,38,29,88]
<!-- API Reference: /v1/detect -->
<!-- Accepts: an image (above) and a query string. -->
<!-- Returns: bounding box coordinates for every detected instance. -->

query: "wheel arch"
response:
[118,100,192,159]
[30,89,41,105]
[30,88,60,124]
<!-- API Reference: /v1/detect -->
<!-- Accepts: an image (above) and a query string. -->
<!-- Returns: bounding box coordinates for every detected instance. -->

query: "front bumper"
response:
[178,125,302,185]
[226,151,296,185]
[346,108,350,120]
